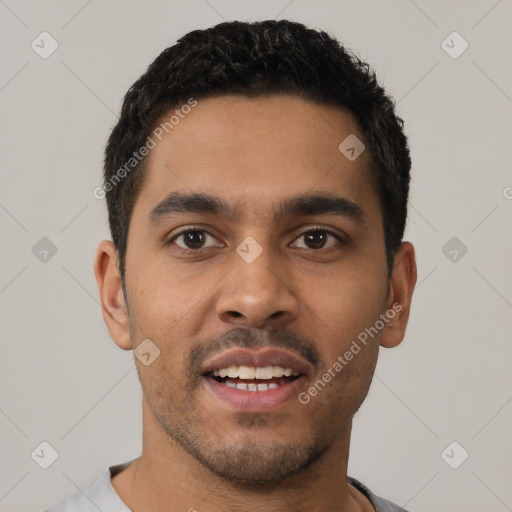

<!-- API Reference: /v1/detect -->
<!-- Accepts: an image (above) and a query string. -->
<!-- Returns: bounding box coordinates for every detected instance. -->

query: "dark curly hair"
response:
[103,19,411,284]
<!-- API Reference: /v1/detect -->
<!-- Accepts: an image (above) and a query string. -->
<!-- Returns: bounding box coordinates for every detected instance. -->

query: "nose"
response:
[215,247,300,329]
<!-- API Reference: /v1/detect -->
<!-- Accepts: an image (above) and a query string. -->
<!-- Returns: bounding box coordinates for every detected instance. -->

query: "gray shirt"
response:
[44,460,409,512]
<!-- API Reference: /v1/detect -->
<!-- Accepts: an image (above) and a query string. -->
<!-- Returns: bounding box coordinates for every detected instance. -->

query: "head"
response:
[95,20,416,484]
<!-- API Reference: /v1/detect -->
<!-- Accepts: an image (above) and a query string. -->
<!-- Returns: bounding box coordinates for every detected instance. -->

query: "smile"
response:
[207,365,301,391]
[201,347,310,410]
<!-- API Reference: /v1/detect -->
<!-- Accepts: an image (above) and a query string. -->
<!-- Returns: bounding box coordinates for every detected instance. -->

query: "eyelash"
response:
[166,226,348,255]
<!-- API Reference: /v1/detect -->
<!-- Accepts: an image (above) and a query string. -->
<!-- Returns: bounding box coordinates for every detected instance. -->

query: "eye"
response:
[167,226,346,255]
[168,228,221,252]
[291,228,344,250]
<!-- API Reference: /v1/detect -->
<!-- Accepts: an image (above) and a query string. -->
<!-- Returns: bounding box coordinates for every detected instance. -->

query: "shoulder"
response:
[42,460,135,512]
[43,490,100,512]
[348,477,410,512]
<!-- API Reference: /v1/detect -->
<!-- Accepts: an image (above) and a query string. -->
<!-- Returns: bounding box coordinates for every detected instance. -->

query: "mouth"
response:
[206,364,301,391]
[201,348,310,411]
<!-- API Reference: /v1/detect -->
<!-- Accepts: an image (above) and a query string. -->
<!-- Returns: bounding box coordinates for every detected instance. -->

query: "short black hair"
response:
[103,19,411,283]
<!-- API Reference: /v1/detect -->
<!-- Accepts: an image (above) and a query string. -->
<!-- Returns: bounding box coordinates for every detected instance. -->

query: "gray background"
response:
[1,1,511,511]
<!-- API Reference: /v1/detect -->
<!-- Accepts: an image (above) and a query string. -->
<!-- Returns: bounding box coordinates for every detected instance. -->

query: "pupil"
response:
[305,231,326,249]
[185,231,205,249]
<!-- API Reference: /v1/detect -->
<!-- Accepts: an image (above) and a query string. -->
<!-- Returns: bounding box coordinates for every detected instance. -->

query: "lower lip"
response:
[203,375,306,411]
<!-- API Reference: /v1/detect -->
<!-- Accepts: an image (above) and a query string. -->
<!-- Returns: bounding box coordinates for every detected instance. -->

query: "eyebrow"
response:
[148,191,367,225]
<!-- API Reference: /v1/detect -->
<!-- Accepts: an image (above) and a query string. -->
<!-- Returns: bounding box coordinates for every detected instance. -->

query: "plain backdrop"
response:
[1,1,511,511]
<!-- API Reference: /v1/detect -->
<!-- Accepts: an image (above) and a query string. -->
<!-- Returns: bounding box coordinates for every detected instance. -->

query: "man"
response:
[46,19,416,512]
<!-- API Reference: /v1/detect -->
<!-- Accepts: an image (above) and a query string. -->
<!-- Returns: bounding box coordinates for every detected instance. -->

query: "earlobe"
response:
[380,241,417,349]
[94,240,132,350]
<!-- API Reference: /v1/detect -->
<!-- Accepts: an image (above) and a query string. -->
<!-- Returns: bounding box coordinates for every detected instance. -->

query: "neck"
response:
[111,398,372,512]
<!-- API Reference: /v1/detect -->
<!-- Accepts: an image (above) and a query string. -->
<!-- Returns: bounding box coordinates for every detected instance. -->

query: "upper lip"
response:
[201,348,311,376]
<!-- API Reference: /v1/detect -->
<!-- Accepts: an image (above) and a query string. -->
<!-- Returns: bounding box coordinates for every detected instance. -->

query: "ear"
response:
[94,240,132,350]
[380,241,417,349]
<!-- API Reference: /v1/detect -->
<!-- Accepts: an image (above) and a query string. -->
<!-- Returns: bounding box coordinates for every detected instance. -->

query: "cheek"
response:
[130,261,208,328]
[306,266,387,357]
[126,268,214,380]
[305,263,385,414]
[299,338,379,436]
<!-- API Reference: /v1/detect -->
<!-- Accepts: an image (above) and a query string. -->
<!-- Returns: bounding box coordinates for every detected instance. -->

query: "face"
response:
[97,94,415,484]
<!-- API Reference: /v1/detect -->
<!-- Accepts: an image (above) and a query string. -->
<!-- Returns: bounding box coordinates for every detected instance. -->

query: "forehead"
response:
[135,94,378,222]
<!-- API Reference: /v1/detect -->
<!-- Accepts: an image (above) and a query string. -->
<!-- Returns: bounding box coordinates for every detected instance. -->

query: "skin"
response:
[94,94,417,512]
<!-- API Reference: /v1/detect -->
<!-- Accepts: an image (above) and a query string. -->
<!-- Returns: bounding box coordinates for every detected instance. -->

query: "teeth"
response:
[222,381,279,391]
[273,365,284,377]
[238,366,256,379]
[255,366,274,379]
[226,365,238,378]
[213,364,299,379]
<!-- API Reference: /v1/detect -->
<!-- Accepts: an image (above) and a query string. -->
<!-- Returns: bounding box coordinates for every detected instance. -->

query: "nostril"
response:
[228,311,243,318]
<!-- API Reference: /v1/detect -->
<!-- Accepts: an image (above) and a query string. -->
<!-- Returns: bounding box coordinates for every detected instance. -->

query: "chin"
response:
[186,437,328,484]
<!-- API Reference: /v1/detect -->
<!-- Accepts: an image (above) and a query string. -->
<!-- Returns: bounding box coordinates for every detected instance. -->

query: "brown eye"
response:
[181,230,206,249]
[304,231,328,249]
[293,229,342,250]
[170,229,219,251]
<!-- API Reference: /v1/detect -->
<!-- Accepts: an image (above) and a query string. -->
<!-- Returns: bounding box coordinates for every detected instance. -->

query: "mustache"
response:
[188,327,321,374]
